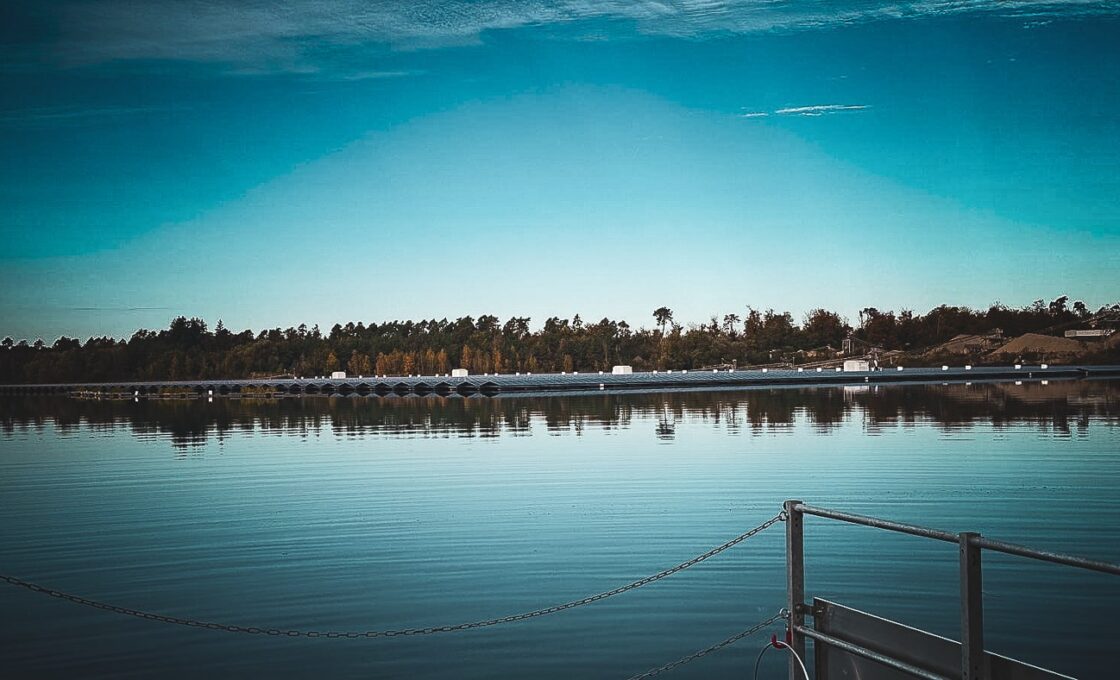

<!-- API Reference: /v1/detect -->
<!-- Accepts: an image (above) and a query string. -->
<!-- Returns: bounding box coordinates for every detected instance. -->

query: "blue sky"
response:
[2,1,1118,340]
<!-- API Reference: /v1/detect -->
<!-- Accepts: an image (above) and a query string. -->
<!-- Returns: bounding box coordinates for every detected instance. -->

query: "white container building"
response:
[843,360,870,372]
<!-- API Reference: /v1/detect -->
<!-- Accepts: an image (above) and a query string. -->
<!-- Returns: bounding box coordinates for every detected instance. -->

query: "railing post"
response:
[785,499,806,680]
[960,532,984,680]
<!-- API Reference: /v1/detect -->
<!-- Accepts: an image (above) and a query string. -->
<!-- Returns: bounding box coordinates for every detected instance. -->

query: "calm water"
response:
[1,381,1119,679]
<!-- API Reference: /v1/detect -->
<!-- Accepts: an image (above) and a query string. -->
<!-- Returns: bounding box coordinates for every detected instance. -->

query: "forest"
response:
[1,297,1116,384]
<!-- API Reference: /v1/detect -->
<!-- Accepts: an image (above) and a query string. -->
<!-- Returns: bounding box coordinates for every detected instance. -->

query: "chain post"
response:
[784,499,806,680]
[960,531,985,680]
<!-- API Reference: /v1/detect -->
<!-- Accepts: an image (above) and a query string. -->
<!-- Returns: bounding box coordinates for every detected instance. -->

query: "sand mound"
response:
[988,333,1084,357]
[924,333,1000,356]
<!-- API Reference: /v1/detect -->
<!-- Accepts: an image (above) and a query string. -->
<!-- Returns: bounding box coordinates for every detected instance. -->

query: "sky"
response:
[2,1,1119,341]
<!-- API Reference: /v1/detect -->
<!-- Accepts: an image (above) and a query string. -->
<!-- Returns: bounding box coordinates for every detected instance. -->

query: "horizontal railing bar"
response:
[970,536,1120,576]
[795,625,952,680]
[794,504,959,543]
[794,503,1120,576]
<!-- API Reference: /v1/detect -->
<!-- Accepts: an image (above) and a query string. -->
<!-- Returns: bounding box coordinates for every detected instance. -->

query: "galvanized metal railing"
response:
[783,500,1120,680]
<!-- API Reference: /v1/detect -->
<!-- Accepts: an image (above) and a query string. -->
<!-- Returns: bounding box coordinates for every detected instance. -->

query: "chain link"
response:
[625,609,786,679]
[0,512,783,638]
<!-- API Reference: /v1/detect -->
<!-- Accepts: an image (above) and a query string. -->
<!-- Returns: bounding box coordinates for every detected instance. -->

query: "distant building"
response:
[331,371,347,379]
[843,359,871,372]
[804,345,839,360]
[1064,329,1114,338]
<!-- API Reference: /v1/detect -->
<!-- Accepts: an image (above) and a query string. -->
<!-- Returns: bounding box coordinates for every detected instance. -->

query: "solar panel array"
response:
[4,365,1113,396]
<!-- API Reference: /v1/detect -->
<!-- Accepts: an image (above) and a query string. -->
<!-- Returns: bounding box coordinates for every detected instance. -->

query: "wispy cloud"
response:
[69,306,172,312]
[774,104,870,116]
[738,104,870,119]
[339,70,420,81]
[13,1,1119,75]
[3,305,173,312]
[0,104,185,127]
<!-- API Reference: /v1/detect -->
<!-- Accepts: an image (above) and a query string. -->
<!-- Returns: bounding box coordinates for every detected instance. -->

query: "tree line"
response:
[1,296,1116,384]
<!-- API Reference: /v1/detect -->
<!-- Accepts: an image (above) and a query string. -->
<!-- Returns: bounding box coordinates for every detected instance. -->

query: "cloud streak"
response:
[16,0,1118,75]
[774,104,870,116]
[738,104,870,119]
[0,104,186,127]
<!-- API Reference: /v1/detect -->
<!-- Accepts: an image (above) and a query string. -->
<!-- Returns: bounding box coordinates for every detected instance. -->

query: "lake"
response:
[2,380,1118,678]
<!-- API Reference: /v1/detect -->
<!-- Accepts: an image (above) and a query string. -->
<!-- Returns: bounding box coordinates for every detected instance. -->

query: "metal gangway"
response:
[782,500,1120,680]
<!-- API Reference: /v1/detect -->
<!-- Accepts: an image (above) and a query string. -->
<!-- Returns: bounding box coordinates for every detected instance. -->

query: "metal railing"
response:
[783,500,1120,680]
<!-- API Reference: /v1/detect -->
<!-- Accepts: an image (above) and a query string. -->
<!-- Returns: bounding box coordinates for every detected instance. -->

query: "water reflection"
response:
[1,380,1117,448]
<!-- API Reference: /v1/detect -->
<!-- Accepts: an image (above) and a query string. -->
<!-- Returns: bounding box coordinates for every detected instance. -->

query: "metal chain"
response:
[625,609,787,680]
[0,512,784,639]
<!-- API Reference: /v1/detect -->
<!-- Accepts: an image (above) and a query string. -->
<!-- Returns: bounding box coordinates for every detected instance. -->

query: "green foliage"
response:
[1,300,1116,383]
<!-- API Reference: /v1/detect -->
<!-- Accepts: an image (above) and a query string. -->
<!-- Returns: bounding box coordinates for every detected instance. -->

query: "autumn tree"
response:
[349,350,372,376]
[422,348,438,375]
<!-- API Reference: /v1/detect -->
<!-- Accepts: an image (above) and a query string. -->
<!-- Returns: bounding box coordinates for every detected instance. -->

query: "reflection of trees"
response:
[1,380,1117,448]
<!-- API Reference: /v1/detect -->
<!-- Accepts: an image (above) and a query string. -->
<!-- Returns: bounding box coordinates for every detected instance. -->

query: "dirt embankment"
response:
[986,332,1085,358]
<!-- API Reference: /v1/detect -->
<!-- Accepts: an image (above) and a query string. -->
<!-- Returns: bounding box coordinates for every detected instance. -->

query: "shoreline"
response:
[4,364,1120,399]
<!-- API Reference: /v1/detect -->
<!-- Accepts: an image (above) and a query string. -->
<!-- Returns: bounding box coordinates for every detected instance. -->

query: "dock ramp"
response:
[784,501,1117,680]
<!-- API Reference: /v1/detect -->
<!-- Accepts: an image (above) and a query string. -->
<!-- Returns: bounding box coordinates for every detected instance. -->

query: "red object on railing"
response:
[771,628,793,649]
